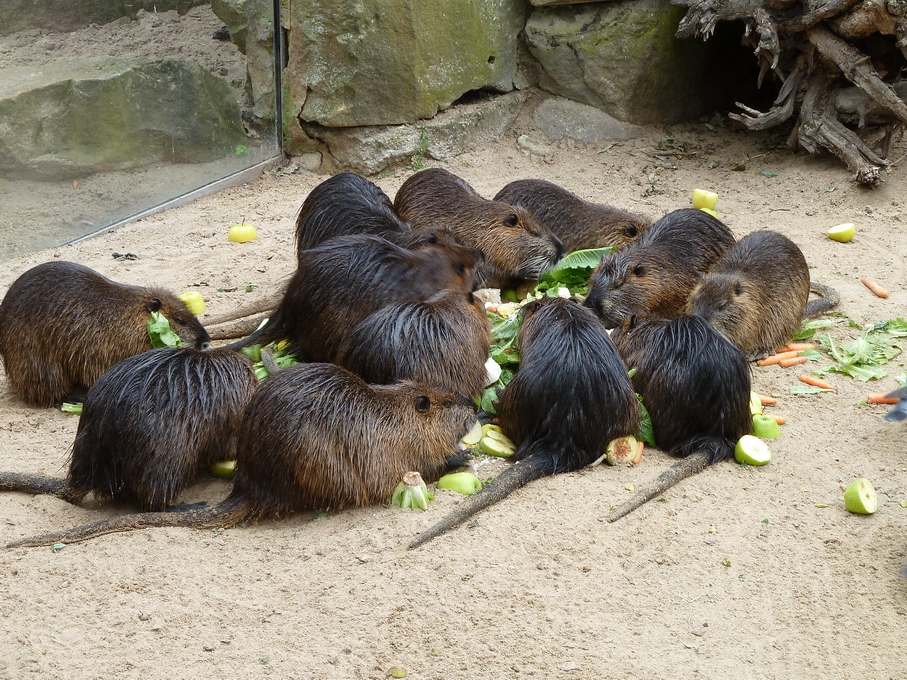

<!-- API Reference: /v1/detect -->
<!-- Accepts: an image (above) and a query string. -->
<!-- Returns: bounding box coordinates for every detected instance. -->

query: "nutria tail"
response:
[408,455,550,549]
[0,473,76,501]
[5,497,252,549]
[805,282,840,319]
[607,450,712,522]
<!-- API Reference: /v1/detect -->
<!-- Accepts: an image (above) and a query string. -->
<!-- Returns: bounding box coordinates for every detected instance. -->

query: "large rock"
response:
[523,0,739,125]
[282,0,528,131]
[0,0,208,36]
[0,56,246,181]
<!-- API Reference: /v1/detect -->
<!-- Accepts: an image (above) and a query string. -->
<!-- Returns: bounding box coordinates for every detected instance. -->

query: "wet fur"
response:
[409,297,640,548]
[608,315,752,521]
[335,289,492,397]
[394,168,564,288]
[493,178,652,253]
[687,230,840,359]
[583,209,736,328]
[0,261,210,407]
[7,363,478,548]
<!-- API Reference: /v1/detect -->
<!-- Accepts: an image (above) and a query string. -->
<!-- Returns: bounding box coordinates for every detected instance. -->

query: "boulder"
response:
[0,56,246,181]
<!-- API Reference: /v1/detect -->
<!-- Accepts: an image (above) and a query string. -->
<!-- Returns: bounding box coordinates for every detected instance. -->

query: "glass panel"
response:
[0,1,281,261]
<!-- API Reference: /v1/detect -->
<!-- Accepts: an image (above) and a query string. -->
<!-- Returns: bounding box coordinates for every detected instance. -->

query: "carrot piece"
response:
[771,415,786,425]
[867,393,900,405]
[757,394,778,407]
[757,350,800,366]
[861,277,889,299]
[777,342,816,352]
[779,356,808,368]
[799,374,834,390]
[631,441,644,465]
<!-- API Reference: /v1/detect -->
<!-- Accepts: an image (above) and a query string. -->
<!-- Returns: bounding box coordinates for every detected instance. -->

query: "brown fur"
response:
[394,168,564,288]
[6,363,477,548]
[686,230,840,359]
[335,289,492,397]
[0,260,210,407]
[583,208,736,328]
[493,178,652,253]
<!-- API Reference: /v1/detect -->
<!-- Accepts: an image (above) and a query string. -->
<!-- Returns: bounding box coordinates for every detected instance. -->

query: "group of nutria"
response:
[0,168,840,548]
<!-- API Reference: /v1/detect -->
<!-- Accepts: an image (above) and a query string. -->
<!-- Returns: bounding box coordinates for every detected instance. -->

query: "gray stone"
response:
[523,0,724,124]
[516,134,554,157]
[0,56,246,181]
[532,97,644,144]
[303,124,423,176]
[282,0,528,127]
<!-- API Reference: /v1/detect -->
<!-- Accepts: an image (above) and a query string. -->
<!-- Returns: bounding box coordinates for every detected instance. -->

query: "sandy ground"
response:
[0,115,905,679]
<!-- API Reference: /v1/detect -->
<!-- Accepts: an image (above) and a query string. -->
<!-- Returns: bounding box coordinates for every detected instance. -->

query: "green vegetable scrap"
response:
[147,312,182,348]
[60,402,83,415]
[816,320,905,381]
[478,310,522,414]
[792,318,836,341]
[245,342,302,380]
[534,247,612,297]
[390,472,434,510]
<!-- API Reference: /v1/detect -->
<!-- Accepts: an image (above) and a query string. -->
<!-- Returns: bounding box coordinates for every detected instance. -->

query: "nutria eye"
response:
[466,292,475,304]
[733,280,744,296]
[415,395,431,413]
[146,297,163,313]
[504,213,519,228]
[633,264,645,277]
[425,232,438,244]
[624,224,638,238]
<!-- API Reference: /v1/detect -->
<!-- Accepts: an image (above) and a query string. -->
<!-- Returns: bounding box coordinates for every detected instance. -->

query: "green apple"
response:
[209,460,237,478]
[478,428,516,457]
[436,472,483,495]
[827,223,856,243]
[751,414,781,439]
[228,223,258,243]
[460,420,483,447]
[700,207,718,218]
[734,435,771,465]
[692,189,719,210]
[178,290,205,315]
[843,478,878,514]
[749,391,763,416]
[605,435,640,465]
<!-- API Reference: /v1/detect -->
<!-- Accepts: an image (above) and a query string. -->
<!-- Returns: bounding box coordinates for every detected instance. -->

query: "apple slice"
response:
[843,478,878,514]
[178,291,205,315]
[751,414,781,439]
[734,435,771,465]
[478,429,516,457]
[827,223,856,243]
[460,420,483,448]
[692,189,718,210]
[605,435,641,465]
[436,472,483,495]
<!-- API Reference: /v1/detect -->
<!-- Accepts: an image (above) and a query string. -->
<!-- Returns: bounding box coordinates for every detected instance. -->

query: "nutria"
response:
[606,314,752,522]
[393,168,565,288]
[0,347,258,511]
[224,233,483,363]
[493,178,652,253]
[409,296,640,548]
[5,363,477,548]
[884,386,907,422]
[686,230,840,360]
[0,261,210,407]
[583,208,736,328]
[335,289,492,397]
[295,172,411,256]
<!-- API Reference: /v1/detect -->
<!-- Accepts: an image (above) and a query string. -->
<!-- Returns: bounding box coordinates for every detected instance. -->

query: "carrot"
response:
[779,356,808,368]
[631,441,644,465]
[757,350,800,366]
[860,277,889,299]
[757,394,778,407]
[771,415,786,425]
[777,342,816,352]
[799,374,834,390]
[866,393,900,405]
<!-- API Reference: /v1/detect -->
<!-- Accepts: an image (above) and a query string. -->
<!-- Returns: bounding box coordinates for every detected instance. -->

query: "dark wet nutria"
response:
[335,289,492,398]
[393,168,565,289]
[0,347,258,511]
[607,314,752,522]
[295,172,411,256]
[583,208,736,329]
[493,178,652,254]
[409,296,640,548]
[686,230,840,360]
[224,233,483,362]
[5,363,477,548]
[0,260,210,407]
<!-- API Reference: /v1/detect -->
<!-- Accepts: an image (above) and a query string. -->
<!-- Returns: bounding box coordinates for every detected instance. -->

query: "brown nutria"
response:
[224,233,483,363]
[493,178,652,253]
[0,347,258,511]
[5,363,478,548]
[583,208,736,329]
[335,289,492,398]
[686,230,840,360]
[606,314,752,522]
[295,172,411,256]
[409,296,640,548]
[393,168,565,289]
[0,260,210,407]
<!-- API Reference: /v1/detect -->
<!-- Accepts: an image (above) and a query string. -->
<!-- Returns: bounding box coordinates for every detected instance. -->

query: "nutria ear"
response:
[147,297,163,313]
[628,314,639,330]
[733,280,744,296]
[415,395,431,413]
[632,263,645,277]
[466,292,475,305]
[623,223,639,238]
[504,213,519,227]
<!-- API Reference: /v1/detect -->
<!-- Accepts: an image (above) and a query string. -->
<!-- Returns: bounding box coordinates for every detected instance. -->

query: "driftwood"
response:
[673,0,907,186]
